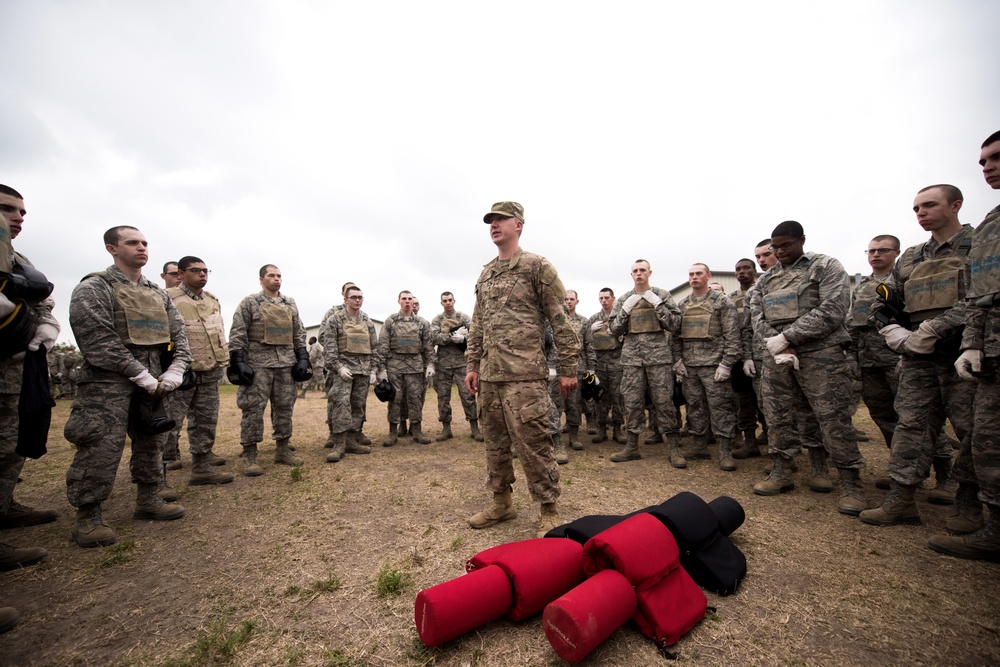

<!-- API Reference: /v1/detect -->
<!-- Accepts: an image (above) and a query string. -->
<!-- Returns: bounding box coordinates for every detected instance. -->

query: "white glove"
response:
[904,321,939,355]
[765,333,790,357]
[0,293,15,319]
[590,320,605,332]
[714,363,731,382]
[369,370,377,385]
[450,327,467,343]
[774,353,800,371]
[880,324,912,353]
[673,360,687,378]
[642,291,663,307]
[425,365,436,380]
[157,366,185,393]
[548,368,558,381]
[955,349,984,381]
[339,366,354,382]
[130,369,160,395]
[27,322,60,352]
[743,359,756,376]
[377,370,388,382]
[622,294,643,314]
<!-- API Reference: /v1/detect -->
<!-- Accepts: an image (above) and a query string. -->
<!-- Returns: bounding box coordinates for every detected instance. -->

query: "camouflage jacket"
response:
[585,309,623,371]
[963,205,1000,356]
[671,290,741,367]
[849,273,899,367]
[322,307,377,375]
[608,287,681,368]
[229,291,306,368]
[377,312,434,374]
[750,252,851,354]
[0,250,59,393]
[729,286,756,362]
[568,312,597,373]
[466,249,579,382]
[431,310,472,370]
[69,265,190,384]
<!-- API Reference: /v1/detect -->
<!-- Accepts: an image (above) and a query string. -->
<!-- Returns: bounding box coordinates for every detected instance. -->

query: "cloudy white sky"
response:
[3,0,998,344]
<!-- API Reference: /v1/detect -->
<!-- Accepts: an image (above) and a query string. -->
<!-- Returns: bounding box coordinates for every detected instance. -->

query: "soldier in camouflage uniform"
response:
[64,225,191,547]
[729,258,764,457]
[376,291,435,446]
[308,337,325,392]
[228,264,311,474]
[465,202,579,537]
[750,221,868,515]
[608,259,683,464]
[555,290,595,452]
[160,261,182,289]
[430,292,482,442]
[320,285,377,462]
[931,130,1000,562]
[859,185,976,527]
[60,346,81,399]
[672,264,741,470]
[163,256,233,486]
[318,282,373,446]
[586,288,626,445]
[0,184,59,570]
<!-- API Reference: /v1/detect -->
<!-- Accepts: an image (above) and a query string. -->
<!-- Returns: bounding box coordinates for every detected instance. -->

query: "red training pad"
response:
[414,564,514,647]
[633,565,707,648]
[543,569,637,664]
[583,513,680,591]
[468,537,585,621]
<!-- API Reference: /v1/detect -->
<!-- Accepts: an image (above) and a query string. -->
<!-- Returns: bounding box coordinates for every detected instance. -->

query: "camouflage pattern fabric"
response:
[434,366,477,424]
[229,291,306,368]
[236,366,296,444]
[608,287,681,368]
[377,313,434,375]
[321,308,377,434]
[430,310,472,370]
[387,371,426,424]
[859,364,899,442]
[585,310,624,427]
[621,364,678,435]
[479,379,559,503]
[680,365,737,439]
[326,372,371,434]
[965,358,1000,505]
[0,395,23,513]
[164,368,224,457]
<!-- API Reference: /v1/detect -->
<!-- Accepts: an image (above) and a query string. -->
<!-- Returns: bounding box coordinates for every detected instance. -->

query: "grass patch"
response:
[160,610,256,666]
[375,562,411,598]
[284,575,342,600]
[290,464,304,482]
[449,536,465,551]
[324,648,362,667]
[97,541,137,569]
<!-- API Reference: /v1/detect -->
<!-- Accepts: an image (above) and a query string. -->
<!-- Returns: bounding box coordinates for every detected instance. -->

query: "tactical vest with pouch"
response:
[680,296,721,340]
[850,278,881,328]
[901,238,971,324]
[761,268,820,326]
[592,318,617,351]
[168,287,227,371]
[629,296,660,334]
[338,315,372,355]
[86,272,170,346]
[248,299,295,346]
[389,316,422,354]
[968,206,1000,300]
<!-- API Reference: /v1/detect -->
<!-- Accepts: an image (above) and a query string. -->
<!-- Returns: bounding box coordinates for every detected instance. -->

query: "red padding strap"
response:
[413,564,513,647]
[582,513,680,590]
[468,537,585,621]
[633,566,707,648]
[543,569,637,664]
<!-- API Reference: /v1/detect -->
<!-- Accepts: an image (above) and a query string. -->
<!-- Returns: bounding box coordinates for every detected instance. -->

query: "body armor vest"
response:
[168,288,227,371]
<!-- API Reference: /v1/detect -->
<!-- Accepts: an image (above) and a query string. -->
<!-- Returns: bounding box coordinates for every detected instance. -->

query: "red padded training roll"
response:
[543,569,637,664]
[414,564,514,647]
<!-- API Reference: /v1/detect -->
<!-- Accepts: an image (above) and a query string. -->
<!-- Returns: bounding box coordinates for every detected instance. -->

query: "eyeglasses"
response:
[185,268,212,275]
[164,271,180,277]
[347,295,364,300]
[769,241,798,252]
[865,248,897,255]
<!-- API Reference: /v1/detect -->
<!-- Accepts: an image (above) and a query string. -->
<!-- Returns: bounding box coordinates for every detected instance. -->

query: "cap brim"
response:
[483,212,519,223]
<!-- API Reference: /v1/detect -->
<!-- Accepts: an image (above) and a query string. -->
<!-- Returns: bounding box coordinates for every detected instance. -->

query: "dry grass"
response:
[1,385,998,666]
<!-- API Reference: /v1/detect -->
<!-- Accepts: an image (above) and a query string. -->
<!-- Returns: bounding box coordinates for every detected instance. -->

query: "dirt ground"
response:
[1,386,998,667]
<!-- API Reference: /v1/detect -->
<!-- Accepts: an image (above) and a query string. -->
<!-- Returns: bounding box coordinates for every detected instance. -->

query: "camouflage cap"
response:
[483,201,525,224]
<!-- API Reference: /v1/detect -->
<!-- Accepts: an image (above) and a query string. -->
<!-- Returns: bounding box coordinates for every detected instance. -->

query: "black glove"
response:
[227,350,255,386]
[291,347,313,382]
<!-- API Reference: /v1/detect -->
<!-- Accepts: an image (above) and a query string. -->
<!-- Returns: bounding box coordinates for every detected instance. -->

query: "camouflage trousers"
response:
[750,359,769,436]
[761,346,864,469]
[548,375,562,435]
[967,357,1000,505]
[752,359,821,447]
[556,374,585,428]
[594,365,623,427]
[860,364,898,445]
[326,372,369,434]
[433,365,476,424]
[236,365,296,444]
[388,371,425,424]
[0,393,25,513]
[681,365,738,439]
[64,380,163,507]
[479,379,559,504]
[888,354,974,487]
[164,370,223,458]
[622,364,679,435]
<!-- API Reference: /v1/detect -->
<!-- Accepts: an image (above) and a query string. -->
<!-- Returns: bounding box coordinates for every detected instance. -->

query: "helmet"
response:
[580,371,605,401]
[374,379,396,402]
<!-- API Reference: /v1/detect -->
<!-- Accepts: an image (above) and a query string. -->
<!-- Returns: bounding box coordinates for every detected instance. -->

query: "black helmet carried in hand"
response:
[580,371,605,401]
[374,379,396,402]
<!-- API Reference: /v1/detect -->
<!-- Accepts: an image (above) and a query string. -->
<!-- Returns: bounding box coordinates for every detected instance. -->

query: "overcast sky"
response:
[3,0,998,344]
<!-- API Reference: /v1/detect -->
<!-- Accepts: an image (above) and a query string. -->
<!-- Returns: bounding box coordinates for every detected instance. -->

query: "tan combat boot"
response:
[732,428,762,459]
[207,451,227,466]
[383,422,398,447]
[537,502,562,538]
[807,447,834,493]
[612,424,627,444]
[468,488,517,529]
[469,419,484,442]
[323,429,336,449]
[686,434,710,460]
[645,428,664,445]
[837,468,868,515]
[568,425,584,451]
[553,435,569,465]
[668,433,687,469]
[72,504,117,548]
[858,481,919,525]
[928,504,1000,563]
[718,437,737,472]
[397,421,409,438]
[358,430,372,446]
[945,483,984,534]
[927,456,957,506]
[157,466,179,502]
[133,485,186,521]
[754,455,794,496]
[345,431,371,455]
[610,432,641,462]
[189,453,235,486]
[435,422,453,442]
[274,439,303,465]
[0,541,48,569]
[411,422,432,445]
[241,444,264,477]
[326,433,347,463]
[592,425,608,444]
